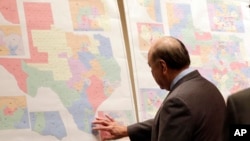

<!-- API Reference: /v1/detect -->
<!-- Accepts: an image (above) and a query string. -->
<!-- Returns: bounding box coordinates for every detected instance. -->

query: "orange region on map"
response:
[166,4,181,28]
[0,25,21,35]
[145,1,156,21]
[66,33,91,58]
[84,59,105,78]
[0,96,26,115]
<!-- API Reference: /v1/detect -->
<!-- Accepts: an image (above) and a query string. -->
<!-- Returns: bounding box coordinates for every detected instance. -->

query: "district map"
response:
[0,0,135,141]
[125,0,250,121]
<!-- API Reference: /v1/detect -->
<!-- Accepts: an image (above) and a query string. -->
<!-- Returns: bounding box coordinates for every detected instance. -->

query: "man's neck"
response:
[169,67,193,90]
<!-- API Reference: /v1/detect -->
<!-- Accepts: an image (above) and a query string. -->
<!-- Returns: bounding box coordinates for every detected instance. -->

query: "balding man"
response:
[92,36,226,141]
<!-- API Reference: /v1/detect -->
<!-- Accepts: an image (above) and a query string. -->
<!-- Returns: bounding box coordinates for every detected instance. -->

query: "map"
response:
[69,0,108,31]
[98,110,135,141]
[208,3,244,32]
[0,25,25,56]
[0,0,135,140]
[1,0,250,139]
[0,96,29,130]
[137,23,164,54]
[137,0,162,22]
[165,2,250,95]
[30,111,67,140]
[139,88,167,121]
[124,0,250,121]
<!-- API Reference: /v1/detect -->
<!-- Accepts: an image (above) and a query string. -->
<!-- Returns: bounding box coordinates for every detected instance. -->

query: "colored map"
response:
[0,96,29,130]
[69,0,108,31]
[139,88,167,121]
[137,0,162,22]
[0,0,135,140]
[98,110,135,141]
[166,3,195,41]
[165,3,250,95]
[98,110,135,126]
[124,0,250,121]
[208,3,244,32]
[1,0,250,139]
[137,23,164,52]
[30,111,67,140]
[0,26,25,56]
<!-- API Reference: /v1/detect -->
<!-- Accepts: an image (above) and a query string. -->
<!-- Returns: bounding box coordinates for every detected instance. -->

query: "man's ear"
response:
[159,60,167,71]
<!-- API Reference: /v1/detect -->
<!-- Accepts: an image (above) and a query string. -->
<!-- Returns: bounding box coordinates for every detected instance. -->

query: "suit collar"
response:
[170,68,195,90]
[170,70,200,91]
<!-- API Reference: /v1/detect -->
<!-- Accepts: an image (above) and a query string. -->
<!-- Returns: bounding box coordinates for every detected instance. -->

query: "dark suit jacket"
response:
[226,88,250,124]
[128,70,226,141]
[224,88,250,141]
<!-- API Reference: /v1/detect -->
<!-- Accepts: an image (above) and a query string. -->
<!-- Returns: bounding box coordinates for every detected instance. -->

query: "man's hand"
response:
[92,115,128,141]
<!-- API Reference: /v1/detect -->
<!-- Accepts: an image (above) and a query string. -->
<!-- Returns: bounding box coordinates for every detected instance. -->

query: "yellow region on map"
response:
[30,28,72,80]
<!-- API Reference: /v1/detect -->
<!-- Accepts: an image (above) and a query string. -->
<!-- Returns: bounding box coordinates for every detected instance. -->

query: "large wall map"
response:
[0,0,135,140]
[124,0,250,121]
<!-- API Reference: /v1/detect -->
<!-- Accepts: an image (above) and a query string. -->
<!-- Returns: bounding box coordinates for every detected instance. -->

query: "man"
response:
[226,87,250,124]
[224,88,250,141]
[92,36,226,141]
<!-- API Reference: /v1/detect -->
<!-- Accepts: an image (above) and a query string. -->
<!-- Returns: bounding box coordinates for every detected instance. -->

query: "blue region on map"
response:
[43,112,67,139]
[68,90,95,133]
[78,51,95,70]
[30,111,67,140]
[94,34,113,58]
[154,0,162,22]
[15,108,30,129]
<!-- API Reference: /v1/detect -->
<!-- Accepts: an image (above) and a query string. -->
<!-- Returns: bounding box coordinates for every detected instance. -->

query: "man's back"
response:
[224,88,250,141]
[226,88,250,124]
[151,70,226,141]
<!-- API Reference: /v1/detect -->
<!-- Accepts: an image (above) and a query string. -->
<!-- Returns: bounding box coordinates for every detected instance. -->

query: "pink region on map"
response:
[86,75,106,111]
[0,3,53,93]
[213,67,227,76]
[230,62,248,70]
[0,0,19,24]
[195,32,212,40]
[4,107,16,115]
[0,59,28,92]
[24,2,53,63]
